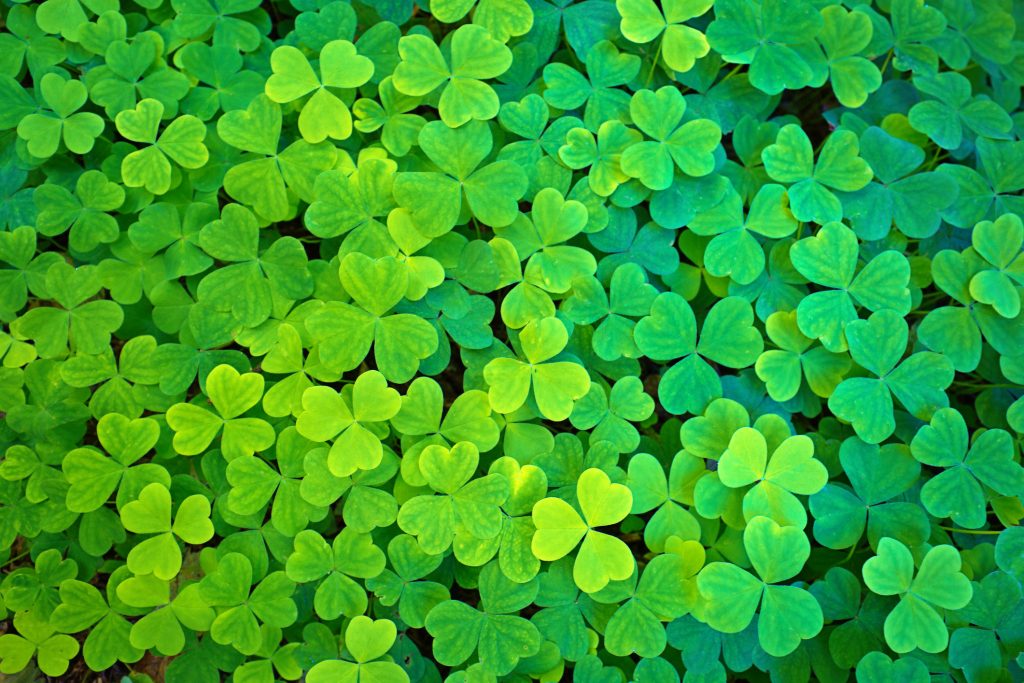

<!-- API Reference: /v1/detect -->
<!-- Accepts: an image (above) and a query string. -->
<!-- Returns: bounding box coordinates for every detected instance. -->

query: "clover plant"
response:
[1,0,1023,682]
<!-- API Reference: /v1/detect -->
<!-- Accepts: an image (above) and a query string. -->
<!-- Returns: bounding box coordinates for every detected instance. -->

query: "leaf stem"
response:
[937,526,1005,535]
[951,382,1021,390]
[4,549,31,568]
[718,63,744,85]
[645,38,665,89]
[878,49,893,77]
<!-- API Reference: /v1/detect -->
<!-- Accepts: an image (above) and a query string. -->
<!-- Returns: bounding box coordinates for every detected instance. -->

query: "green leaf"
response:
[862,539,973,653]
[532,468,633,593]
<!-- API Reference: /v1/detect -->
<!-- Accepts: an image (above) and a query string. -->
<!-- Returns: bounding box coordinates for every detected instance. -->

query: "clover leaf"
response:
[10,262,123,358]
[910,408,1024,529]
[532,467,634,593]
[762,125,873,223]
[285,528,385,620]
[818,6,881,108]
[166,363,275,460]
[697,516,823,656]
[862,539,972,653]
[306,255,439,383]
[62,413,163,512]
[843,126,958,240]
[307,616,408,683]
[119,482,214,579]
[634,293,763,414]
[543,40,641,131]
[33,170,125,252]
[707,0,825,95]
[16,73,103,158]
[199,553,297,655]
[755,310,851,402]
[688,182,797,284]
[621,86,721,190]
[789,221,912,352]
[810,437,928,550]
[393,25,511,127]
[265,40,374,142]
[562,262,658,361]
[0,609,79,677]
[717,426,827,527]
[294,371,400,477]
[115,98,208,194]
[908,71,1012,150]
[216,94,337,221]
[424,562,541,675]
[398,441,510,554]
[617,0,713,73]
[483,316,591,421]
[829,309,954,443]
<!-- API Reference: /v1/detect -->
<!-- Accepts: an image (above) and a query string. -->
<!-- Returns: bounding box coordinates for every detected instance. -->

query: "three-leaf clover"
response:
[305,254,439,383]
[34,170,125,252]
[542,40,641,131]
[617,0,713,73]
[483,316,591,421]
[166,363,276,460]
[62,413,164,512]
[621,86,721,191]
[393,24,511,127]
[119,482,214,579]
[392,119,528,236]
[424,562,541,675]
[294,371,400,477]
[115,98,209,194]
[907,71,1013,150]
[967,213,1024,319]
[910,408,1024,529]
[829,309,954,444]
[307,616,408,683]
[531,467,634,593]
[224,430,326,536]
[558,121,642,197]
[707,0,825,95]
[810,437,929,551]
[755,310,851,402]
[571,376,655,453]
[285,528,385,620]
[0,609,79,677]
[818,6,881,108]
[366,534,449,629]
[497,187,596,294]
[216,94,337,221]
[561,262,658,361]
[761,125,873,223]
[789,221,912,352]
[603,544,704,657]
[10,262,123,358]
[862,539,972,653]
[16,73,103,158]
[842,126,958,240]
[697,516,824,656]
[115,576,213,657]
[397,441,510,554]
[717,427,828,528]
[49,579,141,671]
[634,293,763,414]
[687,183,798,284]
[199,553,297,655]
[265,40,374,142]
[196,203,314,329]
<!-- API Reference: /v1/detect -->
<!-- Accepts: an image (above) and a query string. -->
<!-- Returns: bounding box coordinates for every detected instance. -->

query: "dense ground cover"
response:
[1,0,1024,681]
